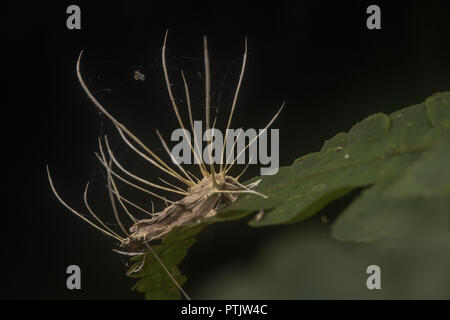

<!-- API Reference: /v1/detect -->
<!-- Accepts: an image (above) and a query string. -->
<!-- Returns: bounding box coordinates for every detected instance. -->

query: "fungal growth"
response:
[47,31,284,299]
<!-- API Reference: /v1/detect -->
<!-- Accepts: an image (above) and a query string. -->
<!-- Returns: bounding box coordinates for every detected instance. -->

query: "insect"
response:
[133,70,146,81]
[47,31,284,299]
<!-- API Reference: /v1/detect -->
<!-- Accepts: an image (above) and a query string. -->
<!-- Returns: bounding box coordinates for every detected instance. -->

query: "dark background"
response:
[3,0,450,299]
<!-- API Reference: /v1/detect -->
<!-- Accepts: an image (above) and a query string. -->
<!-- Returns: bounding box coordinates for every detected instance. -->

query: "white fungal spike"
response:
[220,37,248,174]
[77,50,192,186]
[46,166,124,242]
[162,31,208,178]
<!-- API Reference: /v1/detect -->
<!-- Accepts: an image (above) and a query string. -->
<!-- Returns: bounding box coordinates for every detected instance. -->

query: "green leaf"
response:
[223,92,450,235]
[129,92,450,299]
[331,144,450,242]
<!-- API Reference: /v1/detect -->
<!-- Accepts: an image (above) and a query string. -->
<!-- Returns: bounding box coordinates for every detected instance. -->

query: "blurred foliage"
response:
[129,92,450,299]
[192,222,450,299]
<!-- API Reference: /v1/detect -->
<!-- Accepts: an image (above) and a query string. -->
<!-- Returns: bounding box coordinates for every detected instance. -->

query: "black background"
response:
[3,0,450,299]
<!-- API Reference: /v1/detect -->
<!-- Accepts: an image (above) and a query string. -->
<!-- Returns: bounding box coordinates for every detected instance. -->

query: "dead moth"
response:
[47,31,284,299]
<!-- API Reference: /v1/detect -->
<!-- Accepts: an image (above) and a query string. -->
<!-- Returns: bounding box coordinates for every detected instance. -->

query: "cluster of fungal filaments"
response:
[47,31,283,299]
